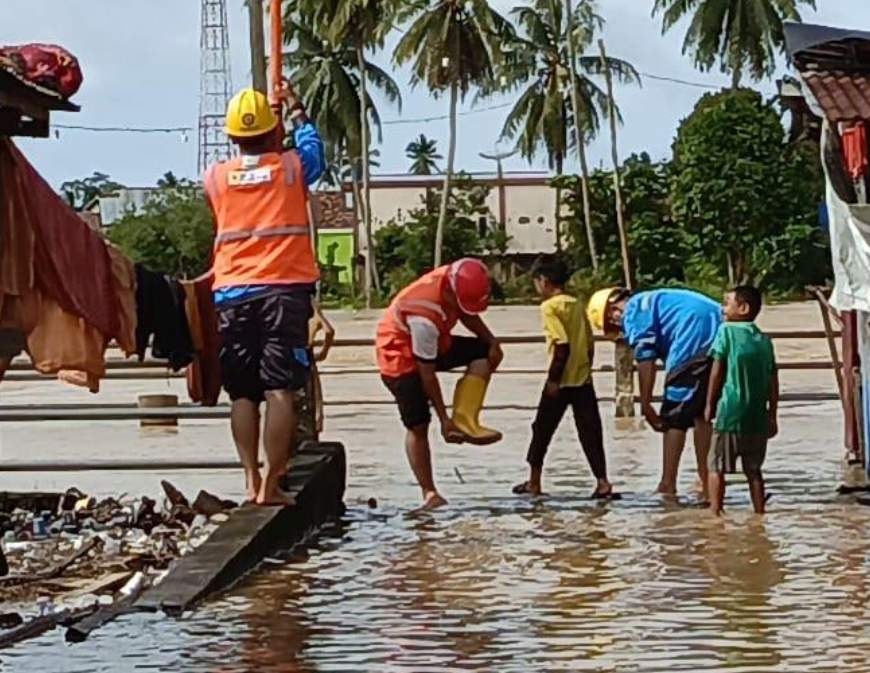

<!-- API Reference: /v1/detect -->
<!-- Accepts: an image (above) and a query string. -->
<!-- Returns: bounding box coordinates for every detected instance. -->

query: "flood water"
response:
[5,395,870,672]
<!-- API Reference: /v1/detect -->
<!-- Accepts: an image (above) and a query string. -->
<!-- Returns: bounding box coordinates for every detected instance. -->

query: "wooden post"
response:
[597,38,635,420]
[248,0,267,93]
[807,285,844,399]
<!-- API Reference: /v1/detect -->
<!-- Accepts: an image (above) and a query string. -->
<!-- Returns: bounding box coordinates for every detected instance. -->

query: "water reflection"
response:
[10,402,870,672]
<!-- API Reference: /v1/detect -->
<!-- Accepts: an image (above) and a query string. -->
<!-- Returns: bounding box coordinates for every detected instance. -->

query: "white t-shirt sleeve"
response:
[406,316,440,362]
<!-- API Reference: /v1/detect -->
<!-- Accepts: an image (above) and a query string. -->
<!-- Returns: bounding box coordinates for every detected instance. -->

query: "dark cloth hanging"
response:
[134,264,193,371]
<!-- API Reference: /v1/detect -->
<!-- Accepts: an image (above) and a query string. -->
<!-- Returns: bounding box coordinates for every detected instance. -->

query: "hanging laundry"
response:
[184,276,222,406]
[0,138,119,340]
[27,293,106,393]
[106,244,137,357]
[842,122,868,181]
[134,265,193,371]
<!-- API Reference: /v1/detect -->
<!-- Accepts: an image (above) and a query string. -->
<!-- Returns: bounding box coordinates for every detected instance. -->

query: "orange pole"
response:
[269,0,283,99]
[268,0,285,139]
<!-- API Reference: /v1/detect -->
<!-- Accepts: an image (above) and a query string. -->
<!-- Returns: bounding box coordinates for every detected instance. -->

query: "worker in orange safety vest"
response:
[377,258,504,509]
[204,84,324,507]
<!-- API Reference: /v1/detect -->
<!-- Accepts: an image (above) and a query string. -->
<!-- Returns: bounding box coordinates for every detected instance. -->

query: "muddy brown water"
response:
[2,305,869,671]
[3,400,869,672]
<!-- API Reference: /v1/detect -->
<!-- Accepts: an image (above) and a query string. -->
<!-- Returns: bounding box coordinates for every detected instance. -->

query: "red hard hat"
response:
[449,258,490,315]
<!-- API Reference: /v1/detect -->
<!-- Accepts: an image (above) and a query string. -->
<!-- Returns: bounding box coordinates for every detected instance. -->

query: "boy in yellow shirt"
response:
[513,258,617,498]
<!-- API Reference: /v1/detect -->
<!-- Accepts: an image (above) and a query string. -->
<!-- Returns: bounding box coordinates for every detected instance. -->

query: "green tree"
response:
[395,0,515,267]
[498,0,638,262]
[60,172,123,211]
[554,153,686,288]
[108,179,214,279]
[671,88,825,287]
[652,0,815,88]
[406,134,443,175]
[374,174,507,296]
[286,0,403,307]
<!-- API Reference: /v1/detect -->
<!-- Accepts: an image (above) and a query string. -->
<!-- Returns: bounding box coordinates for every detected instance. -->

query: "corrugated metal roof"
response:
[801,70,870,123]
[785,22,870,67]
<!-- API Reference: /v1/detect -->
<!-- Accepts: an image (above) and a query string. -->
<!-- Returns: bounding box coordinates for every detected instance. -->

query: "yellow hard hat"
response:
[225,88,278,138]
[586,287,620,333]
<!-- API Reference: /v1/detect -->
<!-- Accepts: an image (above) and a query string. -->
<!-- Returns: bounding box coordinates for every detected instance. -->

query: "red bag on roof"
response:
[0,43,83,98]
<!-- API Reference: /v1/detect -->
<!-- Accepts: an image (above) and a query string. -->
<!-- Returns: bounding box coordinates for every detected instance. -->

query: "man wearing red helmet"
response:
[376,258,504,509]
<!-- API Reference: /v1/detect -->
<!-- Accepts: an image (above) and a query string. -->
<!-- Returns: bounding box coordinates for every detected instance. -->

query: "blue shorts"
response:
[660,356,711,431]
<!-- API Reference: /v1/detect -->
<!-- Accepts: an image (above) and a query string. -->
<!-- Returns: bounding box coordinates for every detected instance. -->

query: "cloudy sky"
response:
[5,0,867,188]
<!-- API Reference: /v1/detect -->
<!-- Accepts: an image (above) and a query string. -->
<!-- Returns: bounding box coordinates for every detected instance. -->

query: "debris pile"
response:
[0,483,237,610]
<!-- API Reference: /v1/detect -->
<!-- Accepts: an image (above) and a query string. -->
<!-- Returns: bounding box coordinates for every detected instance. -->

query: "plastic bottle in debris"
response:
[37,597,56,617]
[119,571,145,597]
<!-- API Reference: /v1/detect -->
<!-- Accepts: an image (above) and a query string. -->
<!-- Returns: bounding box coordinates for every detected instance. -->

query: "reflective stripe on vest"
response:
[376,267,458,377]
[390,298,448,333]
[205,151,319,288]
[214,224,311,245]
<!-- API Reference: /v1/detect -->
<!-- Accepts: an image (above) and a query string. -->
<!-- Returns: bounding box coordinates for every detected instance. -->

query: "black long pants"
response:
[526,383,607,479]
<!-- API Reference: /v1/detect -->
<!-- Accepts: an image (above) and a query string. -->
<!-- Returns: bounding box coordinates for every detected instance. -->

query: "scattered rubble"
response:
[0,484,237,634]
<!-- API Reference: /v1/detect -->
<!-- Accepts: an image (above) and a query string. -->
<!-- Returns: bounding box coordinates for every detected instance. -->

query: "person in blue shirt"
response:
[587,287,722,498]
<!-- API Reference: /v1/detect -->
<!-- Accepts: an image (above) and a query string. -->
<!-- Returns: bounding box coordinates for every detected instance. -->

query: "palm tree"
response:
[652,0,815,88]
[395,0,516,267]
[406,134,443,175]
[498,0,638,265]
[282,4,401,302]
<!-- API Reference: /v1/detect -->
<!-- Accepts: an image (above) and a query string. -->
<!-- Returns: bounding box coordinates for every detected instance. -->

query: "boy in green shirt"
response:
[512,258,616,499]
[705,286,779,516]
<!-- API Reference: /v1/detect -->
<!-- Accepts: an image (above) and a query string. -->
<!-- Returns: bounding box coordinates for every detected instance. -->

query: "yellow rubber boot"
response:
[452,374,503,446]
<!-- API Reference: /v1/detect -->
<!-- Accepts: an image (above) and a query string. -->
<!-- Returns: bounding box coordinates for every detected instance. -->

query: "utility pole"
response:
[564,0,597,270]
[248,0,267,93]
[479,149,517,233]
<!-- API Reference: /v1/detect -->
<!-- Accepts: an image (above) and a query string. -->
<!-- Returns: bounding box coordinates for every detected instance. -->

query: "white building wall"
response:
[98,188,154,227]
[500,185,557,254]
[362,182,557,255]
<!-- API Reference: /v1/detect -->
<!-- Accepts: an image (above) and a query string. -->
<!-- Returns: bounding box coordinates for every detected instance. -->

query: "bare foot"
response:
[595,480,613,495]
[655,485,678,500]
[512,481,542,496]
[245,469,262,503]
[421,491,448,510]
[255,488,296,507]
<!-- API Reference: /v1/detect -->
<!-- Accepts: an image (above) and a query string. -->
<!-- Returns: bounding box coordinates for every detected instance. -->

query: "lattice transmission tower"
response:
[198,0,233,173]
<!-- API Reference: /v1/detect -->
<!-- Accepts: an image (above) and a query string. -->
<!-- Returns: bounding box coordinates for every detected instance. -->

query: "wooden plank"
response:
[62,571,134,599]
[0,360,840,382]
[0,461,251,473]
[135,442,345,616]
[0,491,63,512]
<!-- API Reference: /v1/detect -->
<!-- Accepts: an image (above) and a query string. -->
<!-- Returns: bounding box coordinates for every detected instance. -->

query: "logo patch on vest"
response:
[227,167,273,187]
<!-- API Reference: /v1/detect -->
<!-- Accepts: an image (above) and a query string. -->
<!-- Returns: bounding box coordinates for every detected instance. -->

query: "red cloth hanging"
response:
[0,138,120,339]
[0,44,83,98]
[842,122,868,181]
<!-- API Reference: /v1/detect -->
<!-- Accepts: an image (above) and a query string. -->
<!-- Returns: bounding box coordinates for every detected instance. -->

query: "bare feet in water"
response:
[256,470,295,506]
[245,469,262,503]
[256,488,296,507]
[421,491,448,510]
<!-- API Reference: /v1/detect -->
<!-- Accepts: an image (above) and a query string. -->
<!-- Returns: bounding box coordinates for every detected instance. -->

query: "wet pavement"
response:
[3,304,869,671]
